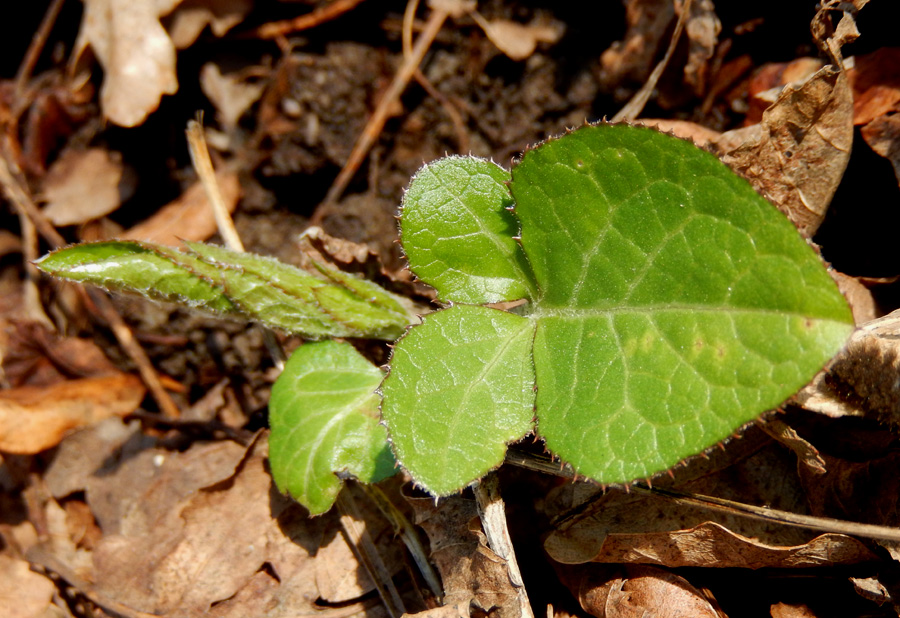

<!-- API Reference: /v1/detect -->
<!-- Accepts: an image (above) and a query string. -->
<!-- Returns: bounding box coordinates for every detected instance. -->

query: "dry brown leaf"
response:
[0,373,145,454]
[849,48,900,125]
[570,564,720,618]
[582,520,874,569]
[44,417,147,499]
[41,148,133,226]
[167,0,253,49]
[407,490,520,618]
[74,0,182,127]
[88,438,325,617]
[121,170,240,245]
[200,63,266,129]
[314,484,406,603]
[1,319,121,388]
[744,58,825,126]
[860,112,900,185]
[714,65,853,237]
[544,436,876,568]
[0,555,57,618]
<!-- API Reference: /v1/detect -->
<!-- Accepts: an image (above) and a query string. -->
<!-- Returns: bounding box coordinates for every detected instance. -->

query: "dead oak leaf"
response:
[714,65,853,237]
[41,148,134,226]
[0,373,145,454]
[74,0,182,127]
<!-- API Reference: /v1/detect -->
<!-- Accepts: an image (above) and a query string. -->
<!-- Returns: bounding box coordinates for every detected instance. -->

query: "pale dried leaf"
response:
[402,602,470,618]
[44,417,144,499]
[474,16,563,62]
[0,373,145,454]
[121,170,240,245]
[714,65,853,237]
[635,119,721,146]
[42,148,131,226]
[75,0,182,126]
[168,0,253,49]
[0,555,57,618]
[200,63,266,129]
[770,602,818,618]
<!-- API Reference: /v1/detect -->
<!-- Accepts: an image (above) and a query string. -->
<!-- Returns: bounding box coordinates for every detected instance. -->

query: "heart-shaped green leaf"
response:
[380,305,536,495]
[384,123,854,493]
[269,340,396,515]
[36,240,412,340]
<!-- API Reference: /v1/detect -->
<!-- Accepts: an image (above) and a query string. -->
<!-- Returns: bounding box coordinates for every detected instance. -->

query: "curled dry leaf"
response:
[570,564,721,618]
[714,65,853,237]
[0,373,145,454]
[74,0,182,127]
[121,170,240,245]
[41,148,133,226]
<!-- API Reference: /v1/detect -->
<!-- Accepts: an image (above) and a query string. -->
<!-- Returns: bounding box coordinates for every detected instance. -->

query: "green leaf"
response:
[37,241,411,340]
[386,123,854,491]
[268,340,396,515]
[380,305,536,495]
[400,156,537,304]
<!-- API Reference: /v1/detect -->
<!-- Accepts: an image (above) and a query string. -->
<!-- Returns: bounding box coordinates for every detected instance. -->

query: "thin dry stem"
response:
[323,5,449,205]
[612,0,693,122]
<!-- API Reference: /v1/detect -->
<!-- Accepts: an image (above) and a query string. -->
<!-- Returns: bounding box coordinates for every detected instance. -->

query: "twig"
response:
[0,148,182,419]
[473,473,534,618]
[504,448,900,543]
[323,5,449,205]
[612,0,693,122]
[185,118,287,371]
[186,118,244,252]
[14,0,66,97]
[249,0,369,40]
[336,489,407,618]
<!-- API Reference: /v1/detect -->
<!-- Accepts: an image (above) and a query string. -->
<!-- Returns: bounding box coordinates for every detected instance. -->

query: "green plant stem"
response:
[473,473,534,618]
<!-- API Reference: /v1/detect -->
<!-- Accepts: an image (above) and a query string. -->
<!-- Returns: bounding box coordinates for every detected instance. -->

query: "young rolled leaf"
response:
[269,340,396,515]
[36,240,412,340]
[384,122,854,493]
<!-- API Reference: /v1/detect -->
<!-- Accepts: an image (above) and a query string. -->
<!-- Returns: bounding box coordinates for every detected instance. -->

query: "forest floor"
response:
[3,1,900,617]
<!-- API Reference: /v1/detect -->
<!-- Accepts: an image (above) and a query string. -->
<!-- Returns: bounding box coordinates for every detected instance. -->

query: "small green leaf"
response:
[268,340,396,515]
[387,123,854,492]
[381,305,536,495]
[400,156,537,304]
[37,241,412,340]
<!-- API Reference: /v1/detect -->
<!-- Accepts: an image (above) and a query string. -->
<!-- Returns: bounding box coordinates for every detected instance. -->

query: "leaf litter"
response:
[4,0,900,617]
